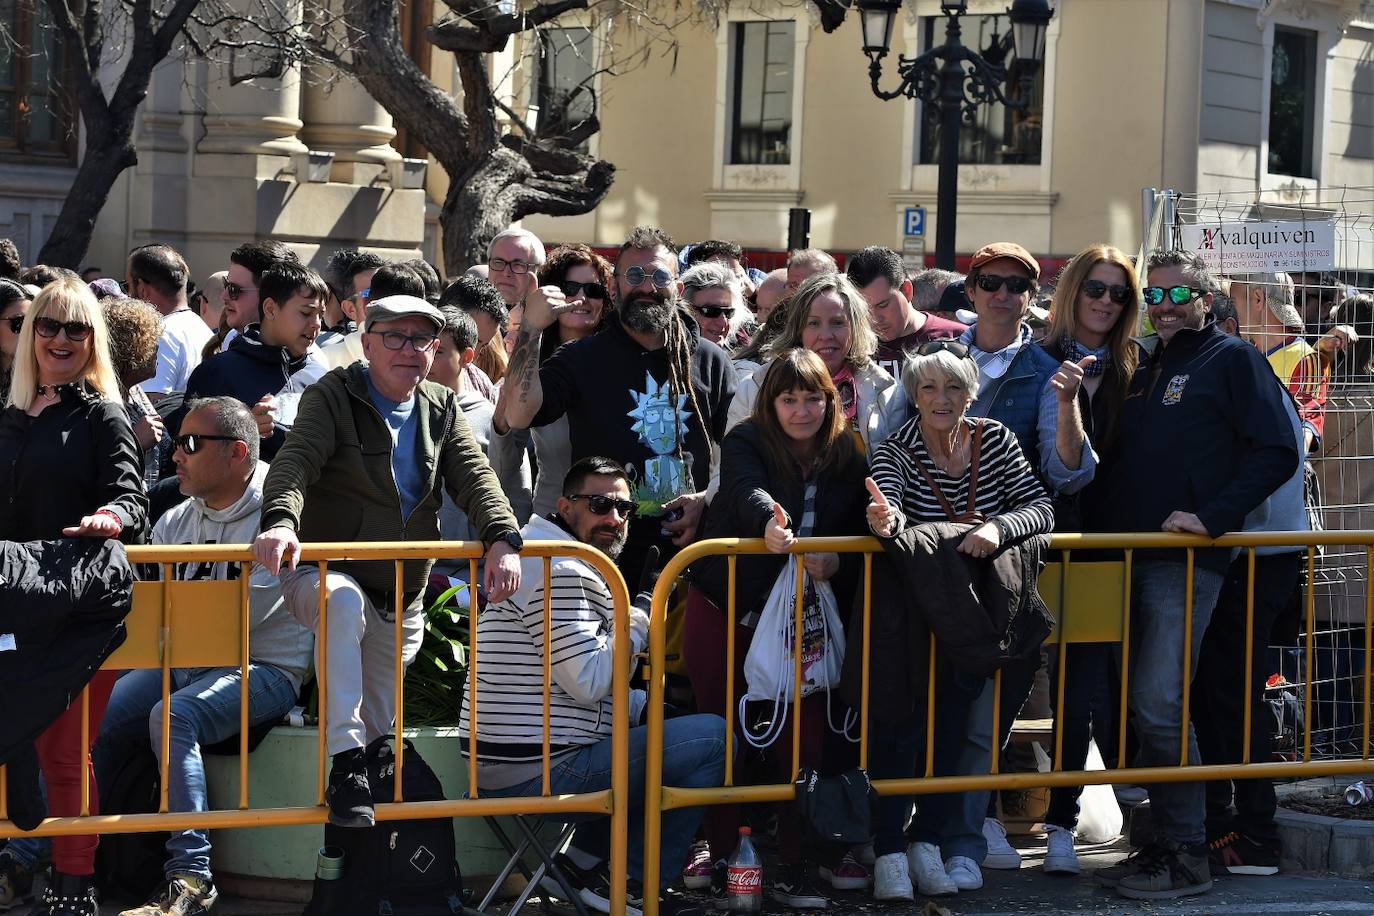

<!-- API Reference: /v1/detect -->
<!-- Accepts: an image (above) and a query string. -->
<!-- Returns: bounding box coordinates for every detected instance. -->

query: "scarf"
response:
[1063,336,1110,377]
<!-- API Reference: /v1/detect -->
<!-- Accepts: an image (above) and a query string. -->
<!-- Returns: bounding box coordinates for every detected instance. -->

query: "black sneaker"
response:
[1116,840,1213,900]
[1209,832,1280,876]
[708,860,728,912]
[769,863,830,909]
[0,853,34,912]
[1092,842,1168,888]
[325,750,374,828]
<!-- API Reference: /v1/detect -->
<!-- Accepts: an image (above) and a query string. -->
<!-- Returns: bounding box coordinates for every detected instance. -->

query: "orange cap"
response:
[969,242,1040,280]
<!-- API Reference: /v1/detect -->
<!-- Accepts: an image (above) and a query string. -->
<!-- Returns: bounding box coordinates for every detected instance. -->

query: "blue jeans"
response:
[1129,558,1225,847]
[481,715,727,890]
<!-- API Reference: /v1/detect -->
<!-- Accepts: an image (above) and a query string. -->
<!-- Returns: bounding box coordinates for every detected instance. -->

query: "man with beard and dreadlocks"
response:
[498,226,736,580]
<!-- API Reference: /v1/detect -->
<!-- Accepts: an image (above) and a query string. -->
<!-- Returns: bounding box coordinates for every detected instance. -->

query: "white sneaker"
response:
[871,853,914,902]
[981,817,1022,869]
[1043,825,1081,875]
[907,842,957,896]
[945,855,983,890]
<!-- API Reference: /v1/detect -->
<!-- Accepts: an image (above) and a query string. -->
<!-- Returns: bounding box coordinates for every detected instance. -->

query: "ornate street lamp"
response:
[858,0,1054,269]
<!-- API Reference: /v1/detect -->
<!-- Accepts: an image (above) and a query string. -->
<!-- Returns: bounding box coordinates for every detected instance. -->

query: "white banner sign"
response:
[1180,219,1336,272]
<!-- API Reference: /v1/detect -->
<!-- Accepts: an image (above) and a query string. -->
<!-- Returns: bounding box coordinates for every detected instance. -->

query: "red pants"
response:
[34,670,118,876]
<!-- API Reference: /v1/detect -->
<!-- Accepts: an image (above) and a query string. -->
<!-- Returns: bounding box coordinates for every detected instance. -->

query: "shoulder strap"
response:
[907,422,985,525]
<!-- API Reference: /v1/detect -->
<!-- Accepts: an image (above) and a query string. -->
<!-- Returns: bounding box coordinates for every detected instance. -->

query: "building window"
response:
[0,0,76,160]
[729,21,794,165]
[917,15,1043,166]
[532,27,596,152]
[1268,26,1317,179]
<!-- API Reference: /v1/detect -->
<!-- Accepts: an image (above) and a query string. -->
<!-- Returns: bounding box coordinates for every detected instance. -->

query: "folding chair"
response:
[475,814,590,916]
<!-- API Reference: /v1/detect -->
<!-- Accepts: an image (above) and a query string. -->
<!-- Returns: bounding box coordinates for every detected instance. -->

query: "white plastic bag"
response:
[738,556,846,748]
[1076,740,1124,844]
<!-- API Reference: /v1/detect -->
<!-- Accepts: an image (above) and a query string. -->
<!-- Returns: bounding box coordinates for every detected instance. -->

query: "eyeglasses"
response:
[691,305,732,320]
[354,287,371,302]
[33,317,92,341]
[620,265,674,289]
[370,330,439,352]
[566,494,638,518]
[1081,279,1135,305]
[974,273,1035,295]
[489,257,533,276]
[3,316,22,334]
[558,280,608,300]
[224,281,257,301]
[1142,285,1203,306]
[173,433,243,455]
[916,338,972,360]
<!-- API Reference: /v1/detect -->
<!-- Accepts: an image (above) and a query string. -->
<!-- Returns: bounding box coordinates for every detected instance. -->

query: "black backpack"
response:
[304,735,466,916]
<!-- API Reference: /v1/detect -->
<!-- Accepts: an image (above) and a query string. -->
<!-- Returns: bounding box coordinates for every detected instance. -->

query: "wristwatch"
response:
[497,530,525,552]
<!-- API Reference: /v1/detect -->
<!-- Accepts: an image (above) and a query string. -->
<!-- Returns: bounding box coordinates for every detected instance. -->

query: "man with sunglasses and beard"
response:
[1093,250,1299,902]
[460,456,722,916]
[498,226,736,581]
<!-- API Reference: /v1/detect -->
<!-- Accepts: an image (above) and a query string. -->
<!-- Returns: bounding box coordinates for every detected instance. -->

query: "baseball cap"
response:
[969,242,1040,281]
[364,294,444,332]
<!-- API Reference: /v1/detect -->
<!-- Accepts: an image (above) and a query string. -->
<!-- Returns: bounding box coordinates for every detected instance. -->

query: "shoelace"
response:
[1209,831,1241,851]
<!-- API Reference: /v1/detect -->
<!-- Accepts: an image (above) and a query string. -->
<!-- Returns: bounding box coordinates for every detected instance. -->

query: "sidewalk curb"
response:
[1276,807,1374,878]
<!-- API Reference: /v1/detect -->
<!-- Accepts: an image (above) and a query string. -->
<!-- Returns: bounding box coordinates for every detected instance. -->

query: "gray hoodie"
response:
[152,461,314,689]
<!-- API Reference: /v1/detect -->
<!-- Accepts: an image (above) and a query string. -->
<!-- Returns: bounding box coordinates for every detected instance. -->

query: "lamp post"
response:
[859,0,1053,269]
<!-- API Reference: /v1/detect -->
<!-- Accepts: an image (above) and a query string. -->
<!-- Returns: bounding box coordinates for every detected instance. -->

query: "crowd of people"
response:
[0,225,1368,916]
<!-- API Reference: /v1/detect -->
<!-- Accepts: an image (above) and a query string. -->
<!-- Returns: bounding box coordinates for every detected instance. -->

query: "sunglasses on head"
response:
[3,315,22,334]
[916,338,972,360]
[1142,285,1203,306]
[1081,279,1135,305]
[33,317,92,341]
[620,265,674,289]
[975,273,1035,295]
[173,433,243,455]
[224,281,257,302]
[558,279,608,300]
[567,494,638,518]
[691,304,732,320]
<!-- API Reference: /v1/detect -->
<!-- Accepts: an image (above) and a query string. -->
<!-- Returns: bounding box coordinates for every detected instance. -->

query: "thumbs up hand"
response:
[764,503,795,554]
[865,477,896,537]
[1050,355,1095,403]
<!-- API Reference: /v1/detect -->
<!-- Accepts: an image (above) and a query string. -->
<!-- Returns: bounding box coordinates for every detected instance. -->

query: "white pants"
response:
[281,568,425,756]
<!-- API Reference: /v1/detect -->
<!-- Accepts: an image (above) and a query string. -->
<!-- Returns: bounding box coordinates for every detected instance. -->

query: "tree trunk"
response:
[38,135,137,269]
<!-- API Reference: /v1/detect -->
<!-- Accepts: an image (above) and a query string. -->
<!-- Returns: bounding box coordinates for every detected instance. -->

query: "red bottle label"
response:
[727,864,761,894]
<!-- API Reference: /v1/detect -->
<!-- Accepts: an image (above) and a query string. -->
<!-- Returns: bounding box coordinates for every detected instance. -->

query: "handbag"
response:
[793,767,878,854]
[738,555,848,748]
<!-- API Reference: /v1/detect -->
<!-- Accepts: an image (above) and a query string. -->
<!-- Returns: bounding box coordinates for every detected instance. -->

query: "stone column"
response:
[300,70,402,183]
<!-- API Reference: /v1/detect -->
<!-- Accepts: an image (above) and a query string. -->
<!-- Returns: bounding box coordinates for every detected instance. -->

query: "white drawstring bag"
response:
[739,556,848,748]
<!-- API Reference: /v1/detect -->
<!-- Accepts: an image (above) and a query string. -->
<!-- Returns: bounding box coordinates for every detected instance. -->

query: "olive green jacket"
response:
[261,363,519,596]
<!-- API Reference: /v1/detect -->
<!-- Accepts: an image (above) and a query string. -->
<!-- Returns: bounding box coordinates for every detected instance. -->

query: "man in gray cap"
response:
[254,294,523,829]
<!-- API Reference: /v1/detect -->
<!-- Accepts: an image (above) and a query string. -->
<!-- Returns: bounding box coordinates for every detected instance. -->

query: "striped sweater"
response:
[459,513,648,786]
[870,416,1054,541]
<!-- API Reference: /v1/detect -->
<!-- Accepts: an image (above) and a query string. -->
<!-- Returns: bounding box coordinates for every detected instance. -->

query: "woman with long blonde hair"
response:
[0,276,146,915]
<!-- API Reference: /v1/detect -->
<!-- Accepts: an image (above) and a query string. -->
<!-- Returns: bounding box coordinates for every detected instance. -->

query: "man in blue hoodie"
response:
[184,263,328,460]
[1095,250,1300,902]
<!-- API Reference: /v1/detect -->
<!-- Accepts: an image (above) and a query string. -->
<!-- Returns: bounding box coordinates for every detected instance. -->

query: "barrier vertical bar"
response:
[859,552,873,770]
[989,670,1002,776]
[1053,551,1070,771]
[1304,546,1316,763]
[1118,550,1133,769]
[606,552,629,916]
[468,557,480,800]
[394,560,406,802]
[160,562,174,813]
[925,633,937,778]
[316,560,329,806]
[1180,550,1194,767]
[792,557,805,780]
[543,557,553,795]
[240,561,251,808]
[1242,549,1256,764]
[643,561,670,908]
[79,685,90,816]
[725,556,737,787]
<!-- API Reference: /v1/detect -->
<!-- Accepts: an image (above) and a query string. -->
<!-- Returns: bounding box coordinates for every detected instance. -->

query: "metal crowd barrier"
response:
[640,531,1374,914]
[0,541,632,916]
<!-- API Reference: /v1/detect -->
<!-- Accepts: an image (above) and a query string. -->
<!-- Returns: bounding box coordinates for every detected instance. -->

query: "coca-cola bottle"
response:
[726,826,762,913]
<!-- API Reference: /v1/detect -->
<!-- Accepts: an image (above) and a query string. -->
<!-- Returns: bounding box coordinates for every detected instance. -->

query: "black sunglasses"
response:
[173,433,243,455]
[1081,279,1135,305]
[223,281,257,302]
[691,305,732,320]
[3,315,22,334]
[975,274,1035,295]
[33,317,93,341]
[1142,285,1203,306]
[567,494,638,518]
[916,338,972,360]
[558,280,608,300]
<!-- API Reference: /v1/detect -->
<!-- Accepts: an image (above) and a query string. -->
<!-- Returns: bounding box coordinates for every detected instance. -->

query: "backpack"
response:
[304,735,465,916]
[93,744,169,904]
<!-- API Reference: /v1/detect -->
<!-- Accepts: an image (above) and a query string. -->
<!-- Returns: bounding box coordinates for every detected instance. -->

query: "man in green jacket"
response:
[253,294,523,828]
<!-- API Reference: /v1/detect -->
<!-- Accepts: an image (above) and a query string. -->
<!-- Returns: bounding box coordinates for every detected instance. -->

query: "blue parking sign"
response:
[904,207,926,237]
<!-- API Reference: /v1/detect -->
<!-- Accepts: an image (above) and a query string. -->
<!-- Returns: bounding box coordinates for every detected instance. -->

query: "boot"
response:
[31,871,97,916]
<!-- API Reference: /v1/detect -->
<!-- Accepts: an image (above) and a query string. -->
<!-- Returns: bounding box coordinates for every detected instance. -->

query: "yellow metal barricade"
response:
[0,540,633,914]
[641,531,1374,915]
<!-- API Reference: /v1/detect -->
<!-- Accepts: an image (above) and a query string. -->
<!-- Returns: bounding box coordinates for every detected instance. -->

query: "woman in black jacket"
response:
[0,276,147,916]
[685,347,869,910]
